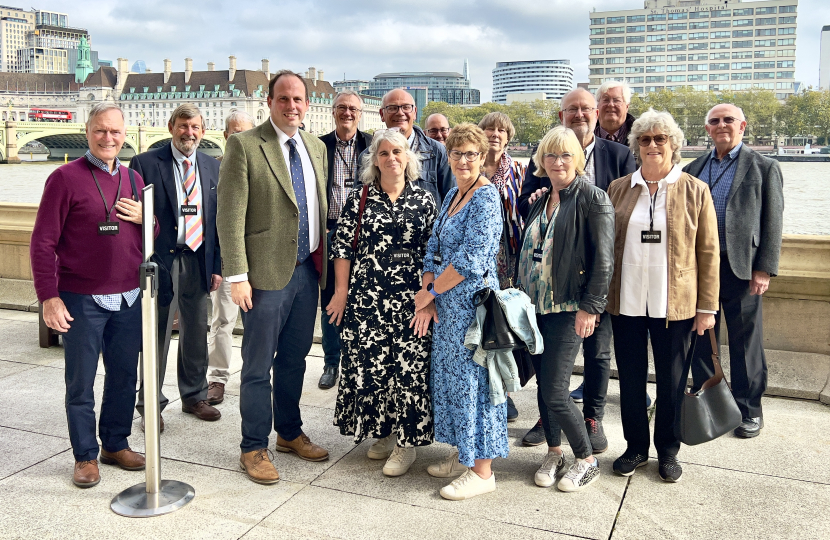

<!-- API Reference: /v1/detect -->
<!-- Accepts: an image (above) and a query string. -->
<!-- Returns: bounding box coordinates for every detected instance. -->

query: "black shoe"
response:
[318,366,338,389]
[613,450,649,477]
[506,396,518,423]
[522,418,546,446]
[658,455,683,483]
[734,416,763,438]
[570,382,584,403]
[585,418,608,454]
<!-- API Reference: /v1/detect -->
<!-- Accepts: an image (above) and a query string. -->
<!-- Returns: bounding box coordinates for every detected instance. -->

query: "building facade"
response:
[370,69,481,106]
[491,60,574,103]
[589,0,798,99]
[332,79,371,93]
[0,6,35,72]
[821,25,830,90]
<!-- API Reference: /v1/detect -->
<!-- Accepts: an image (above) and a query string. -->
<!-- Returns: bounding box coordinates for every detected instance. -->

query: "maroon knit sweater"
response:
[31,157,150,302]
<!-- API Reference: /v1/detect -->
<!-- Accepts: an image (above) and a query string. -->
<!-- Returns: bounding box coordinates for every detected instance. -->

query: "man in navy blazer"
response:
[518,88,636,452]
[130,104,222,428]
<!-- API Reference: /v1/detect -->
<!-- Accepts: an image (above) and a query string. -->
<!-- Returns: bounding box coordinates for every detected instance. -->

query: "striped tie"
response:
[182,158,203,251]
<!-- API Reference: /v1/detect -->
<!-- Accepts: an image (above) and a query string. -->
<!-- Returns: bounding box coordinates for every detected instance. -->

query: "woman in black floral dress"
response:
[326,129,437,477]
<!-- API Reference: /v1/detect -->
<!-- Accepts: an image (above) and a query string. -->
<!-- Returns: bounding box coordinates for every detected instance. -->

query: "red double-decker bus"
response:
[28,108,73,122]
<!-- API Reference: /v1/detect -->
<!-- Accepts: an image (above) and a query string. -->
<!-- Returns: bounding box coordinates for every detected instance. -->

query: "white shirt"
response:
[583,140,596,186]
[170,143,203,246]
[227,118,320,283]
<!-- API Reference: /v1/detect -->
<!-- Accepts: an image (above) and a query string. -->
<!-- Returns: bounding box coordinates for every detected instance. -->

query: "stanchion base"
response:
[110,480,195,517]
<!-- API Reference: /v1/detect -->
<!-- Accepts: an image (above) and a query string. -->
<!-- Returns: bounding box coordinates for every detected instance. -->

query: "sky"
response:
[32,0,830,101]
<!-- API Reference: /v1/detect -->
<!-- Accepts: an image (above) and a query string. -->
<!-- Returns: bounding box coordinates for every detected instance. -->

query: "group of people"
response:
[31,72,783,502]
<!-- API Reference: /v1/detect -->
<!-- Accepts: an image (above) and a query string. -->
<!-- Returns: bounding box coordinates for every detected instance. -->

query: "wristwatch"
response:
[427,282,440,298]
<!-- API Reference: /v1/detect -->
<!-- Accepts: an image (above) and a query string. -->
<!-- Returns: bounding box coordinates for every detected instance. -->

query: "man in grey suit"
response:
[218,70,330,484]
[683,103,784,438]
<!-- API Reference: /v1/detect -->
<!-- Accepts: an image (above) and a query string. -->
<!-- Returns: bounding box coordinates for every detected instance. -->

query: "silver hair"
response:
[705,104,746,124]
[596,80,632,105]
[559,88,597,110]
[359,129,422,187]
[224,110,254,132]
[332,90,364,109]
[86,102,124,124]
[628,108,684,165]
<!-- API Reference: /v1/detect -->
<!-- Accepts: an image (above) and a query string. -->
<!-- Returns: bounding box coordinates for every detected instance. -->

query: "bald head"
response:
[381,89,417,137]
[558,88,598,148]
[425,113,450,144]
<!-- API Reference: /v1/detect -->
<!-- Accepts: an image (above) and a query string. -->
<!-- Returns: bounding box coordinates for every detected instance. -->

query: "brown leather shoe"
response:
[182,400,221,421]
[73,459,100,488]
[100,447,146,471]
[141,414,165,433]
[239,449,280,485]
[276,433,329,462]
[207,382,225,405]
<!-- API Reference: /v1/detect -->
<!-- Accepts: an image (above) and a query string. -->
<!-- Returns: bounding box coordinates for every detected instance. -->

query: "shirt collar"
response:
[335,130,356,146]
[631,163,683,188]
[270,116,302,148]
[84,150,121,176]
[710,141,743,161]
[584,140,595,155]
[170,142,196,167]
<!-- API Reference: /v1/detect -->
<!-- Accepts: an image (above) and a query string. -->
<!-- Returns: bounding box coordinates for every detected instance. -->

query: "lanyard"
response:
[178,160,197,202]
[86,161,122,222]
[703,153,738,192]
[335,142,356,180]
[434,175,481,242]
[647,189,659,232]
[584,148,595,172]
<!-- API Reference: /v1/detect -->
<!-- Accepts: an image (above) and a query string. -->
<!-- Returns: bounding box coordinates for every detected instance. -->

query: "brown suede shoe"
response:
[182,400,221,421]
[73,459,100,488]
[239,449,280,485]
[276,433,329,462]
[207,382,225,405]
[100,447,146,471]
[141,414,165,433]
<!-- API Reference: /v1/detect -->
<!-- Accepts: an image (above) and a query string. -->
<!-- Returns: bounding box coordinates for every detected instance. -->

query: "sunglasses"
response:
[707,116,739,126]
[637,135,669,147]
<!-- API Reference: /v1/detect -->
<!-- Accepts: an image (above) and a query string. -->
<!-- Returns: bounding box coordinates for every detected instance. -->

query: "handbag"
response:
[351,185,369,257]
[676,328,742,446]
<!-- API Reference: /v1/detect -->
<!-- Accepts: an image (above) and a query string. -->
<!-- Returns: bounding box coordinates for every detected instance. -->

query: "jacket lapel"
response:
[593,139,608,190]
[299,129,327,213]
[156,144,179,214]
[726,144,751,203]
[196,152,213,222]
[259,121,297,209]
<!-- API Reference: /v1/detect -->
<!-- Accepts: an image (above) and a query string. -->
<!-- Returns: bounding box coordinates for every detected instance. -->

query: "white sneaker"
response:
[557,458,600,492]
[367,434,395,460]
[427,450,468,478]
[440,469,496,501]
[534,451,566,488]
[382,446,416,477]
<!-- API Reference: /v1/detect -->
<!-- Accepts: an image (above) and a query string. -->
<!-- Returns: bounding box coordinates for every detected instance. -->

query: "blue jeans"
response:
[60,291,141,462]
[239,259,319,452]
[319,229,341,368]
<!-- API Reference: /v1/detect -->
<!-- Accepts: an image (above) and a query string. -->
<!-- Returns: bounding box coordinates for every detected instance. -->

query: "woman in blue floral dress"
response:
[412,123,507,501]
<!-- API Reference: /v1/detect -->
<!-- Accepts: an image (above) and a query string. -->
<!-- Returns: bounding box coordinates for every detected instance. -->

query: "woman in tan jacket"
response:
[605,108,719,484]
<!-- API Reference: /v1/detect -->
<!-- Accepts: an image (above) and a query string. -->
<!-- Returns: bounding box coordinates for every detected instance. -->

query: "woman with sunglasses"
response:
[606,108,719,483]
[515,126,614,492]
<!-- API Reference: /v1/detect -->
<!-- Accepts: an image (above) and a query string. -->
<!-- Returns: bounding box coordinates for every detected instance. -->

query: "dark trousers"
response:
[692,255,767,418]
[239,259,318,452]
[581,313,613,420]
[136,248,208,415]
[612,314,693,458]
[532,311,592,459]
[60,291,141,462]
[319,228,341,369]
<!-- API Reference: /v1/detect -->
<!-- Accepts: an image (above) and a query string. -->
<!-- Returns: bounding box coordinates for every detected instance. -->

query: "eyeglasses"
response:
[637,135,669,146]
[563,107,597,115]
[382,104,415,114]
[707,116,739,126]
[449,150,481,162]
[335,105,362,114]
[600,97,626,106]
[542,153,574,164]
[427,127,449,136]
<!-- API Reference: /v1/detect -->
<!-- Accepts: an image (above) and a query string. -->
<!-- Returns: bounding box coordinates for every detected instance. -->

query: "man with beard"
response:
[518,88,635,451]
[130,104,223,430]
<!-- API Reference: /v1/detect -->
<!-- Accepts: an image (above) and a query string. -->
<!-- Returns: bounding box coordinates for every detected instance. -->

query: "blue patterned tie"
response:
[287,138,310,263]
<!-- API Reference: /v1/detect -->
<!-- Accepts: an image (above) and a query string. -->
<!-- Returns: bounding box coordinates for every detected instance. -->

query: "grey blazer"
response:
[683,144,784,279]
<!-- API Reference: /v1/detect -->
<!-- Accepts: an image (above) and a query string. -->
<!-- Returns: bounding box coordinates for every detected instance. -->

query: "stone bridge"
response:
[1,121,226,163]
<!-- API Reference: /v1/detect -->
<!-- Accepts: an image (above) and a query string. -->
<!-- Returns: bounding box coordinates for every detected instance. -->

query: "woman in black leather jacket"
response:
[515,126,614,493]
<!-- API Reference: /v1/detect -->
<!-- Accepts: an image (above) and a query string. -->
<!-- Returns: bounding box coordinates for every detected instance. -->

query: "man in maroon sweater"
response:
[30,103,149,488]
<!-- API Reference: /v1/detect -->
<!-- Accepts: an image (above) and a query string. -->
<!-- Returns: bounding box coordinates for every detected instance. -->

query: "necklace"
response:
[644,179,660,184]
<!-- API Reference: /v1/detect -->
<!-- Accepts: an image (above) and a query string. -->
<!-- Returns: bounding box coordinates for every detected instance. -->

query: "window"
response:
[608,16,625,24]
[608,26,625,35]
[667,64,686,72]
[779,6,797,14]
[667,44,686,51]
[590,17,605,25]
[666,75,686,82]
[711,31,730,39]
[689,53,708,61]
[668,13,687,20]
[733,83,754,90]
[711,41,730,49]
[668,23,687,31]
[778,38,795,46]
[754,50,775,58]
[648,24,666,32]
[645,86,664,93]
[647,34,666,42]
[627,15,645,23]
[591,28,605,35]
[690,22,709,30]
[626,36,645,44]
[648,45,667,52]
[607,57,624,64]
[710,63,729,70]
[689,42,708,50]
[755,39,775,47]
[607,47,624,54]
[688,74,707,82]
[711,20,731,29]
[627,25,645,33]
[605,67,624,74]
[733,8,754,16]
[646,55,665,62]
[590,58,605,65]
[732,51,752,59]
[590,48,604,55]
[756,17,776,26]
[754,72,775,79]
[590,38,605,45]
[778,49,796,57]
[646,65,665,73]
[777,82,793,89]
[608,37,625,44]
[589,68,604,75]
[648,14,666,22]
[626,66,645,74]
[690,12,709,20]
[709,84,729,91]
[690,32,708,40]
[626,56,644,64]
[733,30,753,38]
[733,40,752,48]
[626,46,644,53]
[646,76,664,83]
[710,73,729,81]
[711,52,730,60]
[667,54,686,62]
[731,72,752,80]
[712,10,731,18]
[627,76,644,83]
[756,7,777,15]
[777,71,794,78]
[753,61,774,69]
[779,16,796,24]
[778,27,795,36]
[668,33,687,41]
[756,29,776,37]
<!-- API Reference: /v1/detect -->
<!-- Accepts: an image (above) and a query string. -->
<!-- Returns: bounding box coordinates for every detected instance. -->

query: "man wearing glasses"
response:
[317,91,373,390]
[425,113,451,145]
[683,103,784,439]
[594,81,635,145]
[357,88,454,206]
[518,87,635,452]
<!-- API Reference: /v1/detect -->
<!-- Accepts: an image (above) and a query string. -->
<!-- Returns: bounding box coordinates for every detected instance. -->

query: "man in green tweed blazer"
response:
[217,70,330,485]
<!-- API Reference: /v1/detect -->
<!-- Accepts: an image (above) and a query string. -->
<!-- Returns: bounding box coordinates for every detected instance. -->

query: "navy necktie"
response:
[287,138,310,262]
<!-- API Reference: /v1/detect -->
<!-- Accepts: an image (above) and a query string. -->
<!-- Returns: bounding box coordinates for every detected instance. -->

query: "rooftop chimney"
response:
[145,67,153,73]
[229,55,237,81]
[207,62,215,72]
[318,70,324,82]
[115,57,129,95]
[308,66,316,81]
[261,59,270,80]
[184,57,193,83]
[163,58,171,83]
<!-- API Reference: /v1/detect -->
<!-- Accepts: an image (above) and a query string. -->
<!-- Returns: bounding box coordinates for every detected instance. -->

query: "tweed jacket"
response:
[605,171,720,321]
[217,120,328,290]
[683,144,784,279]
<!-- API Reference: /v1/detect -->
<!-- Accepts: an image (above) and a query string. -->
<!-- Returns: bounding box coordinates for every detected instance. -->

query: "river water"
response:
[0,160,828,235]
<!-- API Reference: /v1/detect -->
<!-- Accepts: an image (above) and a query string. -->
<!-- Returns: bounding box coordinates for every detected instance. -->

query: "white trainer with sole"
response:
[535,451,566,488]
[367,434,395,460]
[382,446,416,477]
[439,469,496,501]
[557,458,600,492]
[427,449,468,478]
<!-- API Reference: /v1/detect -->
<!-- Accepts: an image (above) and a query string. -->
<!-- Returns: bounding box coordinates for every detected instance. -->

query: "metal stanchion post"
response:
[111,184,195,517]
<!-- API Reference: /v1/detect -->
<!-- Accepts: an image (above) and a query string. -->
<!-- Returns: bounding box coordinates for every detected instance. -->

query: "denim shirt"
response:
[464,288,544,405]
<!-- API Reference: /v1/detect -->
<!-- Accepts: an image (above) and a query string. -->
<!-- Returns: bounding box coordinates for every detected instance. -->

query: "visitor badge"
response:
[532,249,543,263]
[433,254,442,265]
[98,221,120,235]
[181,205,198,216]
[641,230,662,243]
[387,249,413,266]
[344,178,354,189]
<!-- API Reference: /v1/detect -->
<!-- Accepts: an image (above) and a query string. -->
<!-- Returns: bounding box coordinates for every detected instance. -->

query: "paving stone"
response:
[0,426,69,481]
[0,278,37,311]
[0,319,64,365]
[0,359,36,380]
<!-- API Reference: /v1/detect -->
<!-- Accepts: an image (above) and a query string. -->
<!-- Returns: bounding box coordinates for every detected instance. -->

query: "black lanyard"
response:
[434,175,481,242]
[647,189,659,232]
[584,147,595,175]
[178,160,197,202]
[86,161,122,222]
[335,142,356,180]
[703,153,738,192]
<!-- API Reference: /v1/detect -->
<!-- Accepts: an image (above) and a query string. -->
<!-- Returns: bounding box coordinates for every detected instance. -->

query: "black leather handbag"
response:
[473,287,521,351]
[676,328,742,446]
